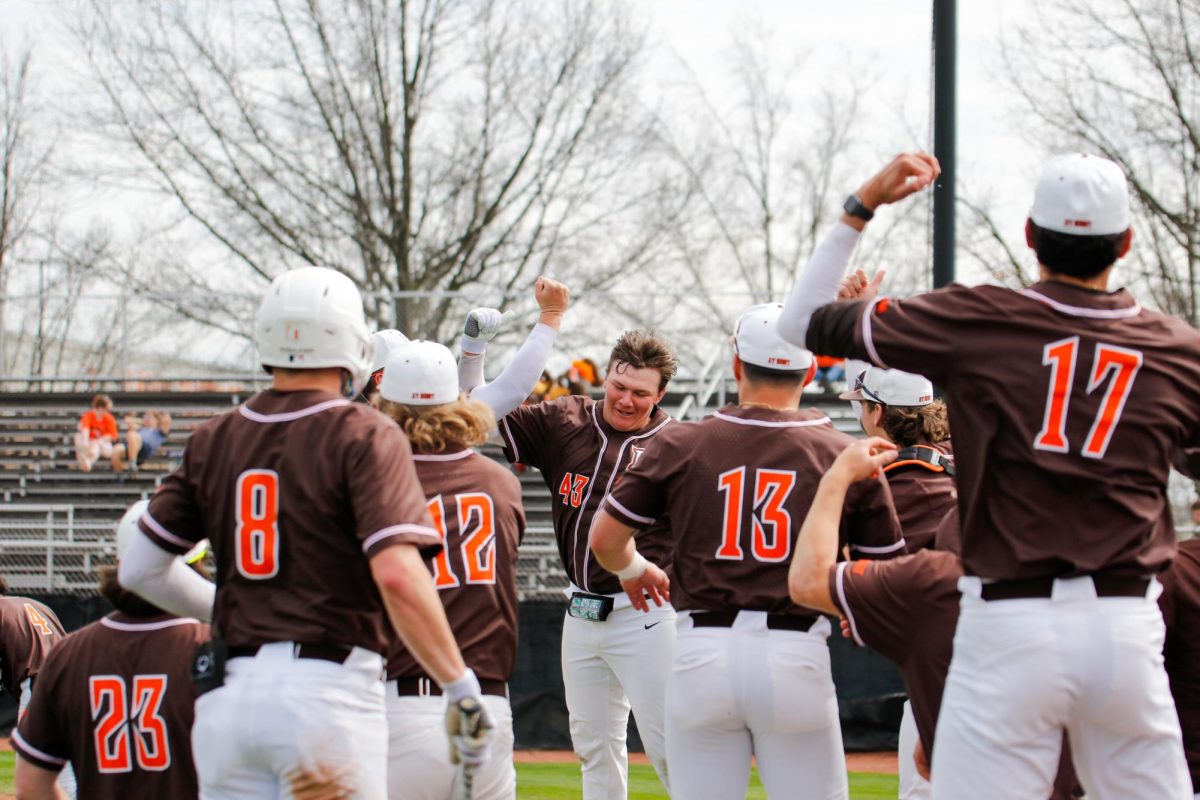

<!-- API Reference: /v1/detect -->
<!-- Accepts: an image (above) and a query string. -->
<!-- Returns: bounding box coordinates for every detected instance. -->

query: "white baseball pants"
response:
[665,612,848,800]
[561,601,674,799]
[385,691,515,800]
[932,576,1191,800]
[897,700,930,800]
[192,642,388,799]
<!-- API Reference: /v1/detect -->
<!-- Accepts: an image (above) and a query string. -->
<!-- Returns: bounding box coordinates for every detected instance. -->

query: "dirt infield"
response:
[515,750,899,775]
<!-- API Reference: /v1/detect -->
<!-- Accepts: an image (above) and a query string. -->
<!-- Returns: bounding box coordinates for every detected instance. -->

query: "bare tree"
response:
[67,0,687,341]
[1000,0,1200,324]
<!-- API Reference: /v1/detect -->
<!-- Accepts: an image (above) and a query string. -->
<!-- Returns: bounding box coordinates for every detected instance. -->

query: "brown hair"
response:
[92,394,113,410]
[380,398,495,454]
[872,399,951,448]
[607,330,678,391]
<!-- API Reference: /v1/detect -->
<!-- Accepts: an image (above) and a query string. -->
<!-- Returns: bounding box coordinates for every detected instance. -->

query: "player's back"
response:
[144,389,433,654]
[13,613,209,800]
[1160,537,1200,791]
[610,404,902,614]
[388,449,526,683]
[0,595,65,705]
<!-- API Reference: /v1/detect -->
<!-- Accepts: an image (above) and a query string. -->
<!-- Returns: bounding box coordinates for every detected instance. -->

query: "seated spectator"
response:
[813,355,846,393]
[73,394,118,472]
[112,411,172,472]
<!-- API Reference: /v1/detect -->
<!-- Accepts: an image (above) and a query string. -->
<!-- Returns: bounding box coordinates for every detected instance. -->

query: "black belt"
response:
[980,575,1151,601]
[393,676,508,698]
[690,610,817,632]
[228,643,354,664]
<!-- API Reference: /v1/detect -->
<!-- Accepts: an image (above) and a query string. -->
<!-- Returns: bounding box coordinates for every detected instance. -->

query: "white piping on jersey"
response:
[602,495,656,526]
[412,450,474,462]
[571,404,610,591]
[578,405,672,591]
[100,616,202,632]
[140,512,194,551]
[861,301,889,368]
[499,416,520,463]
[361,523,440,554]
[11,729,67,766]
[238,397,350,424]
[712,411,832,428]
[850,540,907,554]
[1018,288,1143,319]
[835,562,865,647]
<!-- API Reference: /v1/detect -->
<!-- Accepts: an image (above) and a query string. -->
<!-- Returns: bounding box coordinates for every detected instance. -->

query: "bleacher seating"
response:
[0,386,857,599]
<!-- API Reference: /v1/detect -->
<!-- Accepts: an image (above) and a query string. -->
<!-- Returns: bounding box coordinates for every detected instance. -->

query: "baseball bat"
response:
[457,696,484,800]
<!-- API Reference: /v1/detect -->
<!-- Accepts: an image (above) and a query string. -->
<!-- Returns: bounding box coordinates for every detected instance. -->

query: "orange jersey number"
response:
[1034,338,1143,459]
[235,469,281,580]
[90,674,172,773]
[426,493,498,588]
[557,473,590,508]
[23,603,54,636]
[716,467,797,562]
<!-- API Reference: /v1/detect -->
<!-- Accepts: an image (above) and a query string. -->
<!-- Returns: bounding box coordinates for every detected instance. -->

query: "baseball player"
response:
[0,579,66,716]
[788,442,1083,800]
[377,340,526,799]
[588,303,905,800]
[361,328,411,405]
[781,152,1198,798]
[13,500,209,800]
[496,329,677,798]
[118,267,488,798]
[1159,537,1200,798]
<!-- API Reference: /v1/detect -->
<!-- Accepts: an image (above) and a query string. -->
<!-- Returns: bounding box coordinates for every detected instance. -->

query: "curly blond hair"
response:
[380,398,495,453]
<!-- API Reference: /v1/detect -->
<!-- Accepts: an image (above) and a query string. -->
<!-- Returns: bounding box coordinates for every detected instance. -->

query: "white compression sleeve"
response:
[118,532,215,622]
[458,343,487,396]
[469,323,558,420]
[778,222,863,347]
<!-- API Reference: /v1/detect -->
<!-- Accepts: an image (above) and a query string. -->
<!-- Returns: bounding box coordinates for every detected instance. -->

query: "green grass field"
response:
[516,762,898,799]
[0,751,897,798]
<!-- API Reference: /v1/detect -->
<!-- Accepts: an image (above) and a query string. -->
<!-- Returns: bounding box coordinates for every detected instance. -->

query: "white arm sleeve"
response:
[778,222,863,347]
[469,323,558,420]
[118,532,215,622]
[458,343,487,396]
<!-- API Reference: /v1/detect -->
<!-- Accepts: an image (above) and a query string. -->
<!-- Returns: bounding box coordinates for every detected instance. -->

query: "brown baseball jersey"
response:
[13,612,210,800]
[499,395,673,595]
[831,551,1083,799]
[0,596,65,705]
[387,447,525,683]
[603,405,904,615]
[808,281,1200,580]
[139,389,438,654]
[881,451,957,552]
[1159,537,1200,792]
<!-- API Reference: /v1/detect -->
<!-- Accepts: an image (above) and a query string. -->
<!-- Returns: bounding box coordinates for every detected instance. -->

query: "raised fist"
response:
[535,277,569,315]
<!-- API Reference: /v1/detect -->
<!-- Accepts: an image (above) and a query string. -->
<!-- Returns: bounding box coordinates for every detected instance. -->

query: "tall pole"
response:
[932,0,956,288]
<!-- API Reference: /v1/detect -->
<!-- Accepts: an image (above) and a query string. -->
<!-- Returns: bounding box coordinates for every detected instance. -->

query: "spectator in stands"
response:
[73,394,118,473]
[111,411,173,472]
[812,355,847,393]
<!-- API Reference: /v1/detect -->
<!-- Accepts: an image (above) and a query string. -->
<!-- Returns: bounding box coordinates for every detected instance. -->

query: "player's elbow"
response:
[587,512,626,571]
[788,565,835,616]
[14,755,61,800]
[370,544,431,605]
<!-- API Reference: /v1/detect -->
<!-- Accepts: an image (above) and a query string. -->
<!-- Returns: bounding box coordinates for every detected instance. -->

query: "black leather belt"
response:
[228,643,353,664]
[690,610,817,632]
[980,575,1151,601]
[393,676,508,697]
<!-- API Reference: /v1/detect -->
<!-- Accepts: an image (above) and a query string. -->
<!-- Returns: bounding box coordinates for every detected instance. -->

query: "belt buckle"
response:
[568,592,614,622]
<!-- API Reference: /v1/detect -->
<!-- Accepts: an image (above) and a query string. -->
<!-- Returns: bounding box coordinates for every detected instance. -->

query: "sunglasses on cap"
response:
[852,370,888,406]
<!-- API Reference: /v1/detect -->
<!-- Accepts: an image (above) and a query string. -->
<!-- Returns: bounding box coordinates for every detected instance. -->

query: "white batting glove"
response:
[461,308,504,355]
[442,670,493,767]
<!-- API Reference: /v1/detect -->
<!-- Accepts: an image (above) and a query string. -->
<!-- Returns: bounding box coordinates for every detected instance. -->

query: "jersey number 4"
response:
[426,494,497,588]
[235,470,280,580]
[90,674,171,773]
[715,467,797,562]
[1034,337,1143,459]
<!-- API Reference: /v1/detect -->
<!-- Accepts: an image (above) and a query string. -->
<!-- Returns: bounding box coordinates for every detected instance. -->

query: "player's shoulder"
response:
[468,451,523,496]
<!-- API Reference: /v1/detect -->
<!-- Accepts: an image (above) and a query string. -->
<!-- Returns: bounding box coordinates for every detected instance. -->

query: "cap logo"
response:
[918,394,932,403]
[413,392,435,400]
[1063,218,1092,228]
[768,357,791,366]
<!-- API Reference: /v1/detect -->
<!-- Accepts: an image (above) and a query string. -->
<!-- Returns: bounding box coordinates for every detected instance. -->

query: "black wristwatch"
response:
[843,194,875,222]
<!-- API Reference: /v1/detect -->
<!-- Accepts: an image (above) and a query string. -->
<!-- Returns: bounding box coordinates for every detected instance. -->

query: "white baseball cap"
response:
[117,500,208,563]
[840,367,934,407]
[380,340,460,406]
[369,329,410,374]
[1029,153,1130,236]
[736,303,813,372]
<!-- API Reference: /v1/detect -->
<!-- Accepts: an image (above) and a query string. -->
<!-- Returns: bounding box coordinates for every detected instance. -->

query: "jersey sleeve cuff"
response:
[849,538,906,559]
[138,512,196,556]
[362,524,442,559]
[601,495,656,528]
[833,562,866,647]
[498,416,520,464]
[11,729,67,772]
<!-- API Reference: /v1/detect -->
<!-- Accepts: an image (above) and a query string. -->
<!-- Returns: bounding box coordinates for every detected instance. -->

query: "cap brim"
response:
[838,388,865,401]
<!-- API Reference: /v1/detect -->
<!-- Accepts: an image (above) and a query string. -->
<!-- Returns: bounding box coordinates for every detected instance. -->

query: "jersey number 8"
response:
[235,470,280,580]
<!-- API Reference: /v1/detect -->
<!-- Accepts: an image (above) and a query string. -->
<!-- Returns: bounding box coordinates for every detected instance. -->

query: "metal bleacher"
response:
[0,381,856,599]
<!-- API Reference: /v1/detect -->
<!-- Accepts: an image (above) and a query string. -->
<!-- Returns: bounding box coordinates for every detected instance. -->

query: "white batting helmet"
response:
[116,500,208,563]
[254,267,373,395]
[380,340,460,406]
[370,329,411,375]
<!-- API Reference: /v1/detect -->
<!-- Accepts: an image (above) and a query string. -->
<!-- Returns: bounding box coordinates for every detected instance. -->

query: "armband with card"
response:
[568,591,615,622]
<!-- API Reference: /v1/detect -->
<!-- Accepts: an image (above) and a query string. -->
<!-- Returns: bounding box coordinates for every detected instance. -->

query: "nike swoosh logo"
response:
[644,622,662,630]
